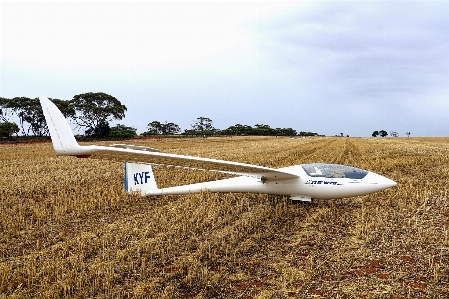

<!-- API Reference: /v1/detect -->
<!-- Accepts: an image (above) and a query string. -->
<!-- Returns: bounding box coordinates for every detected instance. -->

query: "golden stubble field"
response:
[1,136,448,298]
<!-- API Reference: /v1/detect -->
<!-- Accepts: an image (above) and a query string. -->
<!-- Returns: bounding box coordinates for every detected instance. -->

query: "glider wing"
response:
[40,96,298,180]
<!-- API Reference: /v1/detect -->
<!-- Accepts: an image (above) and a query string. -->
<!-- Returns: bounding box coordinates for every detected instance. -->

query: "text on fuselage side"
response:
[305,180,338,185]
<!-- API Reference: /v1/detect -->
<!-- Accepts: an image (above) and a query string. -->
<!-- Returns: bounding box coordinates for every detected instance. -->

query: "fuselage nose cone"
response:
[366,172,397,190]
[380,175,396,188]
[387,178,397,188]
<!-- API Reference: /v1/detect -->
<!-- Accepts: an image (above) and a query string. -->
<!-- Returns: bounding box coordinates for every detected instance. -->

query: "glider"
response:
[40,96,396,202]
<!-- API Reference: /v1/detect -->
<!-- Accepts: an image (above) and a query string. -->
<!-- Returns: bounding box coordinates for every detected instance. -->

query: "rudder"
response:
[125,162,159,196]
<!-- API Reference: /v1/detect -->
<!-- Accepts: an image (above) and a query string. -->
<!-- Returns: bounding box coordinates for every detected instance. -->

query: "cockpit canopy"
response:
[301,163,369,179]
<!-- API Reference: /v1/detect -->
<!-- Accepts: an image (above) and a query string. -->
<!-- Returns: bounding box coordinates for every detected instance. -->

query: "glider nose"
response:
[365,172,397,191]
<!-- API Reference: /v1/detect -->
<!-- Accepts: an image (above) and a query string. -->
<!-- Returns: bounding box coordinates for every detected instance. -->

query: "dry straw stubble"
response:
[0,136,448,298]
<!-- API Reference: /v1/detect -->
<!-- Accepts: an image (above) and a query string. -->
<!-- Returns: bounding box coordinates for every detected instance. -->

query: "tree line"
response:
[372,130,410,137]
[0,93,128,139]
[1,92,320,139]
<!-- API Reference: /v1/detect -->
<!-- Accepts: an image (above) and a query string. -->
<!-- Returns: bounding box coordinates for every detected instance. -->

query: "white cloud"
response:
[1,1,448,136]
[1,1,298,70]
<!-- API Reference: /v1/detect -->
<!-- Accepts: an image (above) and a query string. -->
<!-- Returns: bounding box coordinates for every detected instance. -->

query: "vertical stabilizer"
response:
[40,96,81,155]
[125,162,159,196]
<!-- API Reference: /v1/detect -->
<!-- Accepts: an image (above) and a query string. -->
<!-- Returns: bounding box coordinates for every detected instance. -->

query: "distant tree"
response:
[405,132,411,137]
[299,131,318,137]
[5,97,47,136]
[1,97,36,135]
[220,124,253,136]
[161,122,181,134]
[0,97,75,136]
[0,97,13,122]
[51,98,76,119]
[372,130,379,137]
[379,130,388,137]
[182,129,196,136]
[70,92,126,137]
[189,117,216,136]
[0,121,19,138]
[253,124,276,136]
[143,120,180,135]
[276,127,297,136]
[145,121,163,135]
[221,124,299,136]
[390,131,399,137]
[85,119,111,138]
[108,124,137,139]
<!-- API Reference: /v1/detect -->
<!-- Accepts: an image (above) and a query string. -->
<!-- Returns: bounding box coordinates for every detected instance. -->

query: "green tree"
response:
[0,121,19,138]
[189,117,216,136]
[299,131,318,137]
[161,122,180,134]
[285,128,297,136]
[379,130,388,137]
[70,92,126,137]
[143,121,181,135]
[0,97,14,122]
[108,124,137,139]
[5,97,46,136]
[145,121,163,135]
[0,97,75,136]
[85,119,111,138]
[372,130,379,137]
[221,124,253,135]
[52,98,76,119]
[221,124,299,136]
[253,124,276,136]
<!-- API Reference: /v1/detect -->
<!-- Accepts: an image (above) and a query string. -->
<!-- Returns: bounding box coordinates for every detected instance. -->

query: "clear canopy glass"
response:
[301,163,368,179]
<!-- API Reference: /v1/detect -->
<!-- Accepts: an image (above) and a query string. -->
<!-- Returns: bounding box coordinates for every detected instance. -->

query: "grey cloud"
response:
[257,2,449,97]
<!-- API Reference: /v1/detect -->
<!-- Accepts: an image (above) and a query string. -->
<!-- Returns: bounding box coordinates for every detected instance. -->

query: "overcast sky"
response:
[1,1,448,137]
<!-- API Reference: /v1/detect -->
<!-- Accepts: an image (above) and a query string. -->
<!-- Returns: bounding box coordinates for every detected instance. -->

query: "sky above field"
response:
[1,1,449,137]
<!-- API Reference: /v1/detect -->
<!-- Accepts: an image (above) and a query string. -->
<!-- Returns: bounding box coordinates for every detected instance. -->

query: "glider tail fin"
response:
[39,96,81,155]
[125,162,159,196]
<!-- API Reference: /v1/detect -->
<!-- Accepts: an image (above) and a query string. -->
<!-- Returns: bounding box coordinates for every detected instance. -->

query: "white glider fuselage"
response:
[143,164,396,201]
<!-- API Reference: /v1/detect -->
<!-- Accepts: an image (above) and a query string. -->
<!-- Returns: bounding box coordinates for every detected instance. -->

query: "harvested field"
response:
[1,136,448,298]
